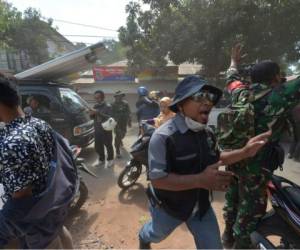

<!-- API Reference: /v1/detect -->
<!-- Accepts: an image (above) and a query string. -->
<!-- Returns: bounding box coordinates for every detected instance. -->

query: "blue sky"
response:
[8,0,133,44]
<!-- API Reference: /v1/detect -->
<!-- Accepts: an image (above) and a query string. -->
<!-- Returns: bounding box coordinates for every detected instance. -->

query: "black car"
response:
[18,81,94,147]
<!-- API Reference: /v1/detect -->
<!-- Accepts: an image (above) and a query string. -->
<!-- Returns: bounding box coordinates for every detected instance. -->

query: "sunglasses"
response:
[190,91,216,103]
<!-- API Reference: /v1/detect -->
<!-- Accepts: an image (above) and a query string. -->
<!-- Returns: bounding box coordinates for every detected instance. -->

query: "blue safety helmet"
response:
[137,86,149,96]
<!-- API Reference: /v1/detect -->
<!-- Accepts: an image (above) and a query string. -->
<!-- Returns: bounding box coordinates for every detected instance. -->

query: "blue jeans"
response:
[139,205,222,249]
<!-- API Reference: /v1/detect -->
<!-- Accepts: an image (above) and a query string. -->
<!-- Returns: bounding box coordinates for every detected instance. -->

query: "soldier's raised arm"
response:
[226,44,243,86]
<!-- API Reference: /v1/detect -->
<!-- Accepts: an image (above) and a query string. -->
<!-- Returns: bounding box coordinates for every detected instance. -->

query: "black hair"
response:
[0,74,20,108]
[250,60,280,84]
[94,90,104,97]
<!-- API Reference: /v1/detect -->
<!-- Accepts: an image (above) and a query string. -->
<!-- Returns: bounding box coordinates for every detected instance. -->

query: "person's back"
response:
[221,47,300,249]
[112,99,131,124]
[136,96,160,122]
[0,75,74,249]
[112,91,132,158]
[136,86,160,123]
[0,116,54,200]
[250,64,300,156]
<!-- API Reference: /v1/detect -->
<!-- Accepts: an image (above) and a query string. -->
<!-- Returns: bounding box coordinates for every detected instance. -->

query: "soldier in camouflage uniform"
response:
[112,91,132,158]
[219,45,300,249]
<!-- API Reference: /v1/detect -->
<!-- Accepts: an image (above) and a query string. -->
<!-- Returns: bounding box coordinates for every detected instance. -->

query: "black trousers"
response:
[95,130,114,161]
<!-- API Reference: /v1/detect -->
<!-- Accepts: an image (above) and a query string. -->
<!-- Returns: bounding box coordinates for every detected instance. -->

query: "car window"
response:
[21,94,51,114]
[59,88,90,113]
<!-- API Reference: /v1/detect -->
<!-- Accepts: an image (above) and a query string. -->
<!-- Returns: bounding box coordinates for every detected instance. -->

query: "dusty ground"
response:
[66,125,300,249]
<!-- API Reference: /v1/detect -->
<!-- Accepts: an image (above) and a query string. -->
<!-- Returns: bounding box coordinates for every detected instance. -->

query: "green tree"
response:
[8,7,53,65]
[1,2,58,68]
[100,39,127,65]
[0,0,21,48]
[119,0,300,77]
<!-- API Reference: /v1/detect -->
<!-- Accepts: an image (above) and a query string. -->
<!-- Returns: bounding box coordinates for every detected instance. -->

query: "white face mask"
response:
[185,116,207,132]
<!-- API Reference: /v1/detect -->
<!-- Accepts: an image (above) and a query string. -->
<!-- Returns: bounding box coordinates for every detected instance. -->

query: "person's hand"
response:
[231,44,243,65]
[243,130,272,158]
[199,161,234,191]
[89,109,97,117]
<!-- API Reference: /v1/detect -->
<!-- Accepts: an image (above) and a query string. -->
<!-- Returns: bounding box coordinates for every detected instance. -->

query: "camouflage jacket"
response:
[112,100,131,124]
[225,66,300,174]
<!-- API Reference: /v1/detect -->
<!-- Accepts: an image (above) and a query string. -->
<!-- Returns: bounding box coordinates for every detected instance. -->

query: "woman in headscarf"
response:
[154,97,175,128]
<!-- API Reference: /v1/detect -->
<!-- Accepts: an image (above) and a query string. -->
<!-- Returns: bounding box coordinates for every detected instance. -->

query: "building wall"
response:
[46,35,76,58]
[0,50,9,70]
[0,49,26,72]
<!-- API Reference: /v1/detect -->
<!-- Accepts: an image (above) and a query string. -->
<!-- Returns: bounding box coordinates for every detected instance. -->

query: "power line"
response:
[52,18,118,32]
[62,34,118,39]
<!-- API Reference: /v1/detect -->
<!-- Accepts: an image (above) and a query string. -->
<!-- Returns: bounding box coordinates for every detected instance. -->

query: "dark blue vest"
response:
[154,129,219,221]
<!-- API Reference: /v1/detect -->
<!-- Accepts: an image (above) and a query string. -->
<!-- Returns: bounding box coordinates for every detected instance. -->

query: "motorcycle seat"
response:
[283,186,300,209]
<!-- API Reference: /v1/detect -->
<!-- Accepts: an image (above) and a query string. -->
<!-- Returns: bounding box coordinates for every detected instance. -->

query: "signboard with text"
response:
[93,66,135,82]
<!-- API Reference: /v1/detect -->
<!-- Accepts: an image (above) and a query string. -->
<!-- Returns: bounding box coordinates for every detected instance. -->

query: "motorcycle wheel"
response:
[118,162,142,189]
[69,180,89,215]
[254,212,300,249]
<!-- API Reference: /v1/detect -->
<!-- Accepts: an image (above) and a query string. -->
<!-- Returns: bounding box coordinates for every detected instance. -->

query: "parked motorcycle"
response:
[251,174,300,249]
[117,123,155,189]
[69,145,98,214]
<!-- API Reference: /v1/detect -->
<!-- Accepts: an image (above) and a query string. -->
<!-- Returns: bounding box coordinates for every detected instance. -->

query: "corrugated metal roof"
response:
[15,42,106,81]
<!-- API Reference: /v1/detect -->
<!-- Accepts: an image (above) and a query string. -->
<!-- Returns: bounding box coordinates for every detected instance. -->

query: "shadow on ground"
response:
[118,183,148,211]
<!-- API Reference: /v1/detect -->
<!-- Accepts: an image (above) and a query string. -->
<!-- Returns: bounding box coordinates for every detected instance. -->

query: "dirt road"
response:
[67,125,300,249]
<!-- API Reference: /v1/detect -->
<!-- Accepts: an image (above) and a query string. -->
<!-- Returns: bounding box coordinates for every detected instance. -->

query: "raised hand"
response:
[231,43,243,64]
[243,130,272,158]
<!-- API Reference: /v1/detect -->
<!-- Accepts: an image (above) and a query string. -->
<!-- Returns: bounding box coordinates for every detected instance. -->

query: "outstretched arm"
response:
[220,130,272,165]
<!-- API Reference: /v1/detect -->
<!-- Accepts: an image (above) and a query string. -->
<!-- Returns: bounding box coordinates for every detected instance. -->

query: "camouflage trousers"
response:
[223,169,269,249]
[114,122,127,155]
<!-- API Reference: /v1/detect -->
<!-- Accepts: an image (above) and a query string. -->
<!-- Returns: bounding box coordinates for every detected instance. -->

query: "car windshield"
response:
[59,88,89,113]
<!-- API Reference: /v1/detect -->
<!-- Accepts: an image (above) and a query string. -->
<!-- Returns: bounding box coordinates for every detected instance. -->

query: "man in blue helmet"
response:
[136,86,160,124]
[138,76,271,249]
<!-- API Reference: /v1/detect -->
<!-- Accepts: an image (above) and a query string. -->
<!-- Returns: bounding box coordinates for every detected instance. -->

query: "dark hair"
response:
[94,90,104,97]
[0,74,20,108]
[250,61,280,84]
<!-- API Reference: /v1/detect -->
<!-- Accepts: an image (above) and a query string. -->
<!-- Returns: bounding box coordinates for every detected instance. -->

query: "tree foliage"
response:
[100,39,127,65]
[0,2,55,66]
[0,1,21,48]
[119,0,300,77]
[8,8,54,65]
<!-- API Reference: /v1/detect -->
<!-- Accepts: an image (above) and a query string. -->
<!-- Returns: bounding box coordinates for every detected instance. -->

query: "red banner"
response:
[93,66,134,82]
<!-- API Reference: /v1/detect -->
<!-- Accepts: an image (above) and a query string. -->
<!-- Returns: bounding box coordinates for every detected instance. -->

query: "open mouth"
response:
[198,108,212,124]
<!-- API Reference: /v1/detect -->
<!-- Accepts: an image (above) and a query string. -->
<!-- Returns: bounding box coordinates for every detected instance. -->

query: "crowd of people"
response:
[138,45,300,249]
[0,44,299,249]
[88,86,175,168]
